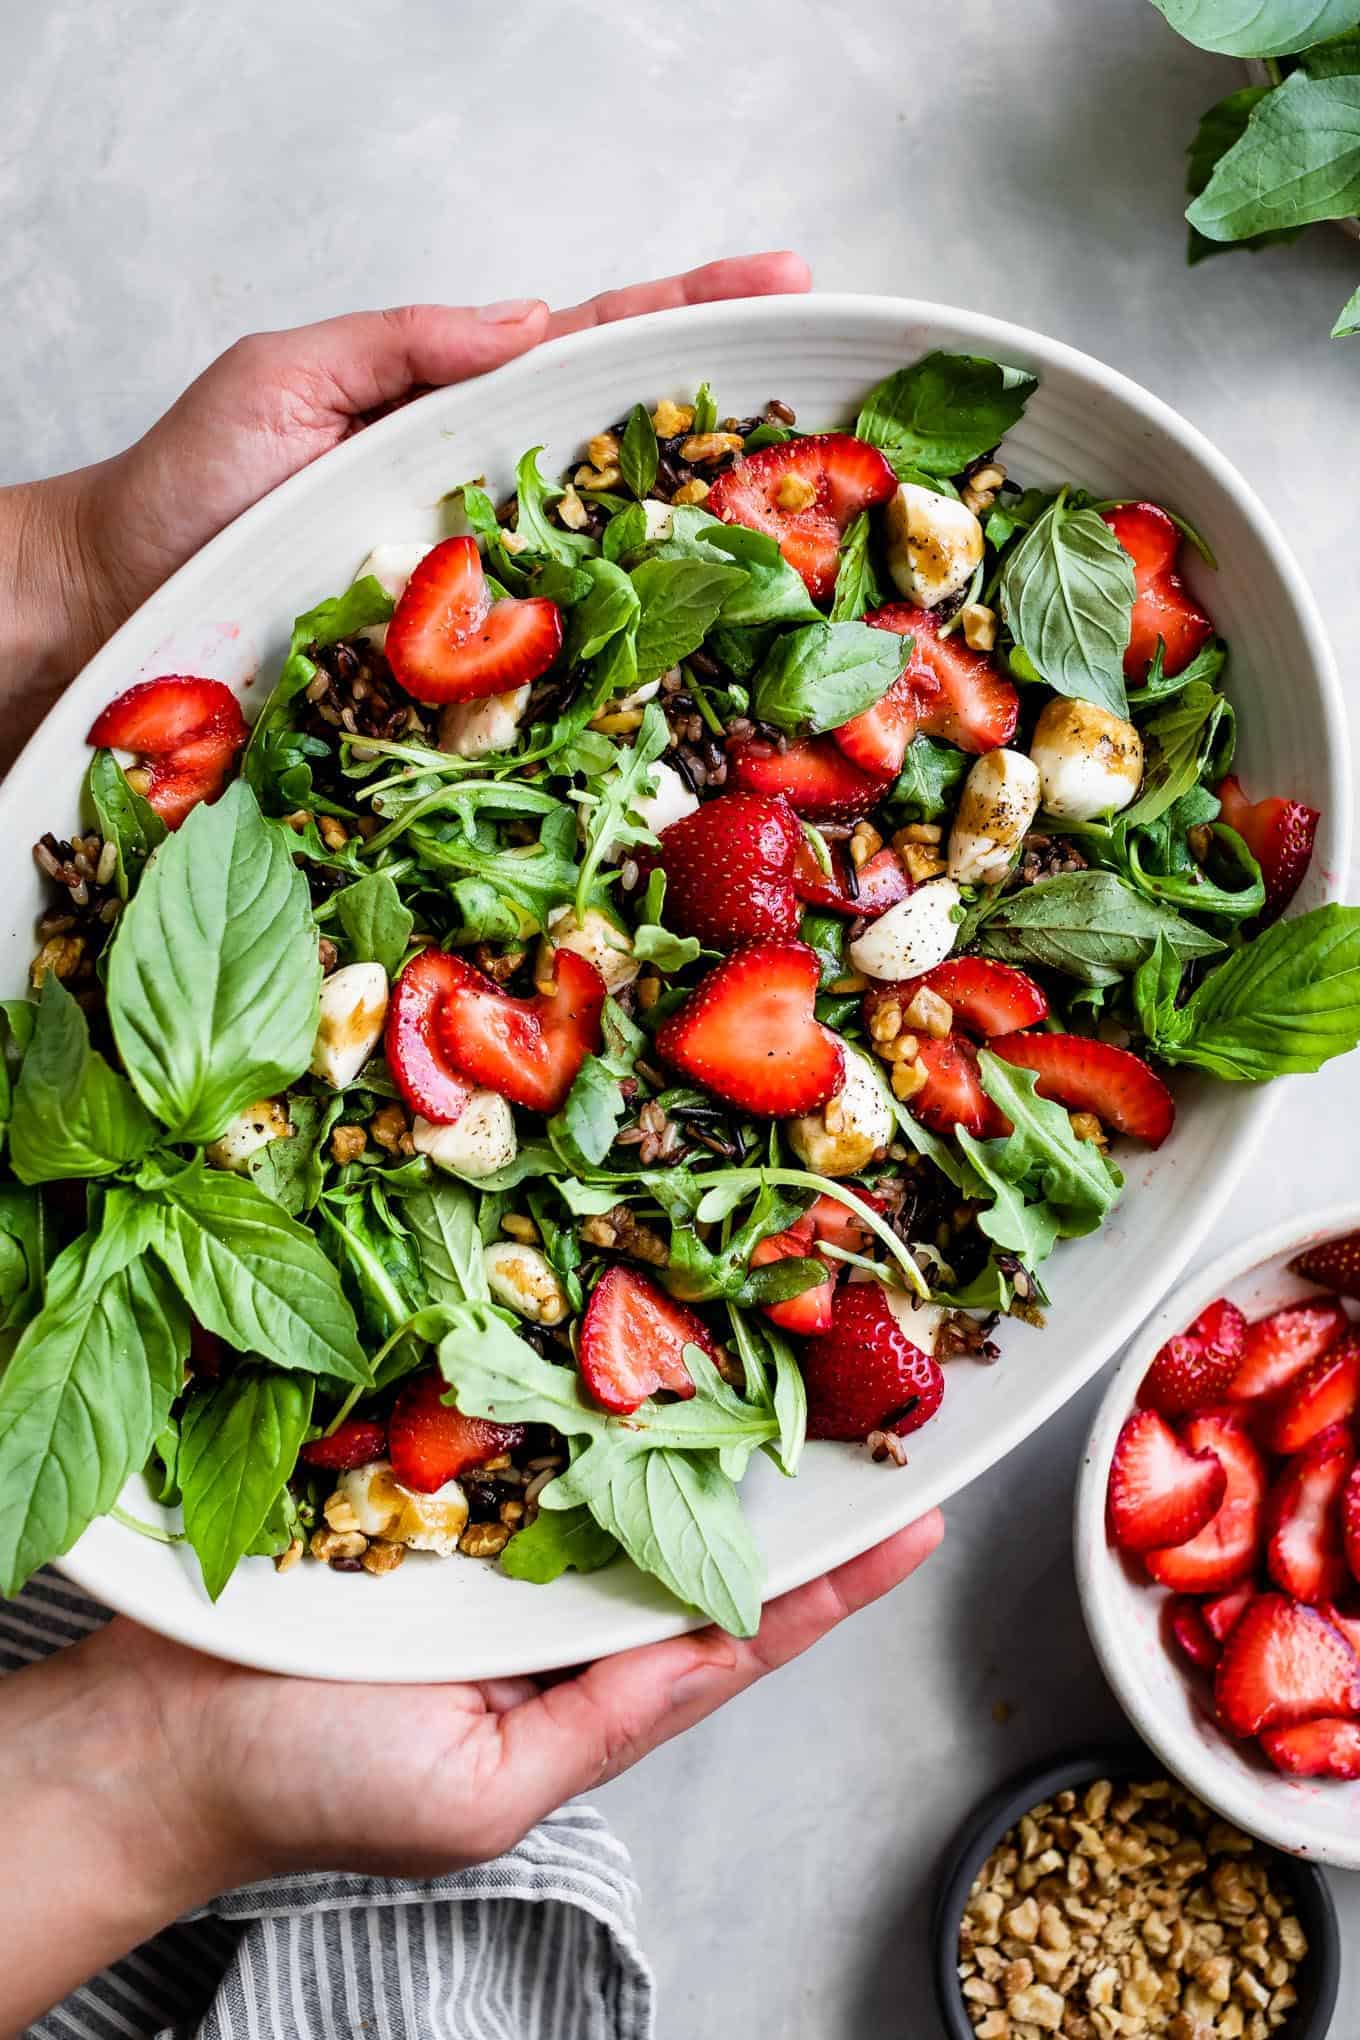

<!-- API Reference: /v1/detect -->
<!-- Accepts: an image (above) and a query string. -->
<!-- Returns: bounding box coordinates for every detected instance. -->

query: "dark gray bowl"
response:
[932,1743,1340,2040]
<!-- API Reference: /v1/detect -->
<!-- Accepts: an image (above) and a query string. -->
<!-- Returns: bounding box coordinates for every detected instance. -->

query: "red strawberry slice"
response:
[386,948,477,1124]
[385,535,563,705]
[1145,1412,1267,1592]
[865,604,1019,754]
[438,947,606,1115]
[704,434,897,600]
[1168,1596,1221,1672]
[1265,1334,1360,1456]
[656,792,803,948]
[1291,1229,1360,1300]
[792,839,911,917]
[726,733,891,821]
[909,1033,1008,1140]
[1266,1428,1355,1606]
[800,1281,944,1441]
[655,940,845,1117]
[1261,1717,1360,1779]
[1108,1409,1228,1555]
[388,1370,526,1493]
[87,675,249,828]
[1203,1583,1257,1645]
[833,670,934,777]
[806,1189,883,1256]
[1139,1298,1249,1420]
[1343,1460,1360,1586]
[865,958,1049,1042]
[750,1212,836,1336]
[1215,773,1319,922]
[1229,1300,1350,1405]
[1101,503,1214,681]
[1325,1599,1360,1655]
[299,1418,388,1472]
[578,1264,713,1415]
[988,1032,1175,1146]
[1215,1592,1360,1738]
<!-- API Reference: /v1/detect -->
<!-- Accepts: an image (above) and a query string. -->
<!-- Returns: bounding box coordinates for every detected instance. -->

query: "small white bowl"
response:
[1076,1207,1360,1868]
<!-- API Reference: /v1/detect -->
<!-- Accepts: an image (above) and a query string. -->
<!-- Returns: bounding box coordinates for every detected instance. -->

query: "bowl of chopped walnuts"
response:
[933,1744,1339,2040]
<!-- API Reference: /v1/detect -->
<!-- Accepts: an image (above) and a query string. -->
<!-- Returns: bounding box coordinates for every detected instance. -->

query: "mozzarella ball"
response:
[204,1097,291,1172]
[353,542,434,650]
[412,1090,517,1178]
[849,877,962,981]
[537,905,639,993]
[785,1046,894,1177]
[883,484,985,609]
[337,1460,469,1556]
[310,963,389,1090]
[878,1286,946,1356]
[438,685,531,759]
[641,499,675,541]
[587,757,700,863]
[947,748,1042,886]
[483,1241,569,1325]
[1030,698,1144,821]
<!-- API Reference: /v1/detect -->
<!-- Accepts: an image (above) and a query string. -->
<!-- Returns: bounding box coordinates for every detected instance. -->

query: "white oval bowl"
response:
[1076,1207,1360,1869]
[24,293,1346,1682]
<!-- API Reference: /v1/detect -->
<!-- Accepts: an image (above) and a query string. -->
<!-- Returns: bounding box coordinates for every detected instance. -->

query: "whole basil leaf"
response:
[0,1187,43,1334]
[630,558,747,687]
[1151,0,1360,56]
[247,1094,336,1217]
[550,1055,628,1169]
[1184,87,1301,264]
[1302,23,1360,69]
[108,781,321,1143]
[999,501,1135,718]
[855,350,1037,476]
[498,1499,619,1583]
[656,509,819,627]
[178,1370,314,1599]
[620,403,659,500]
[752,621,908,733]
[401,1180,491,1304]
[332,871,413,977]
[828,512,881,623]
[1188,72,1360,241]
[10,977,157,1184]
[88,748,167,897]
[602,501,648,562]
[977,870,1224,985]
[152,1164,370,1382]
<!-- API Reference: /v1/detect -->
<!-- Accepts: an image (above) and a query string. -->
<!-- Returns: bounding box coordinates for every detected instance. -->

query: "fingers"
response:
[247,300,553,419]
[546,250,812,339]
[491,1510,942,1829]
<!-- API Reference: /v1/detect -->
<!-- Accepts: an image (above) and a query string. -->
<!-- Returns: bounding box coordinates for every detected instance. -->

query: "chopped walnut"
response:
[330,1123,367,1166]
[651,398,694,438]
[679,431,744,464]
[369,1101,414,1155]
[580,1202,669,1267]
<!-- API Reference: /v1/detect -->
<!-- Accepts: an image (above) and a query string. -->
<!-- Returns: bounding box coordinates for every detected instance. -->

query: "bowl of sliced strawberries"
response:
[1078,1208,1360,1867]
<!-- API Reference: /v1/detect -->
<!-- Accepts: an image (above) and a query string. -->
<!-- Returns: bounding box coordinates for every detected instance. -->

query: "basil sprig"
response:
[855,350,1037,477]
[999,494,1135,718]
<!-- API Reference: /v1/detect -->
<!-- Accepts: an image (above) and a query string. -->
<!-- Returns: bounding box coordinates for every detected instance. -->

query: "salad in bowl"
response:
[3,341,1358,1640]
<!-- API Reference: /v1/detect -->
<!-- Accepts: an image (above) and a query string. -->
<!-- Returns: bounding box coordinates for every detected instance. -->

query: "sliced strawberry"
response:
[1261,1717,1360,1779]
[656,792,803,948]
[1325,1599,1360,1655]
[1230,1300,1351,1405]
[704,434,897,600]
[909,1033,1007,1140]
[1215,773,1319,922]
[1266,1428,1355,1606]
[792,839,911,917]
[800,1281,944,1441]
[832,670,932,777]
[1264,1333,1360,1455]
[388,1370,526,1493]
[1101,503,1213,681]
[386,948,477,1125]
[298,1418,388,1472]
[726,733,891,821]
[988,1032,1175,1146]
[1145,1412,1267,1593]
[385,535,563,705]
[806,1189,883,1256]
[655,940,845,1117]
[865,604,1019,753]
[578,1264,712,1415]
[1215,1592,1360,1738]
[865,958,1049,1043]
[1139,1298,1248,1420]
[750,1212,836,1336]
[1346,1462,1360,1587]
[1108,1409,1228,1555]
[438,947,605,1115]
[1203,1584,1257,1645]
[1168,1596,1221,1672]
[87,675,249,828]
[1291,1230,1360,1300]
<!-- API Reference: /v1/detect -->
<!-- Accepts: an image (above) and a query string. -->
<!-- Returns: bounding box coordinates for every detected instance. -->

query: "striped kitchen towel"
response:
[8,1572,654,2040]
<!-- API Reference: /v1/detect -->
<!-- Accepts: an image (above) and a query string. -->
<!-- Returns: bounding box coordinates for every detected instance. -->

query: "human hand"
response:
[2,1512,938,2030]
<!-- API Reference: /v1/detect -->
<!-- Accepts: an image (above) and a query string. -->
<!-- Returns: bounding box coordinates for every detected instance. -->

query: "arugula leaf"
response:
[983,486,1060,551]
[108,781,321,1143]
[976,871,1224,985]
[1188,73,1360,241]
[88,749,167,897]
[1151,0,1360,57]
[243,577,394,813]
[10,977,156,1184]
[551,1055,629,1169]
[752,620,907,734]
[416,805,582,940]
[152,1164,370,1382]
[630,558,747,687]
[726,1305,807,1476]
[975,1054,1123,1229]
[855,351,1037,476]
[1118,681,1233,834]
[1131,636,1228,704]
[0,1225,189,1594]
[574,702,669,917]
[1135,905,1360,1079]
[620,403,659,500]
[828,512,881,623]
[1333,283,1360,337]
[401,1180,491,1305]
[178,1370,314,1599]
[999,498,1135,718]
[512,446,596,562]
[1127,820,1266,922]
[498,1500,619,1583]
[332,872,413,977]
[567,557,641,664]
[1184,87,1301,263]
[890,737,971,821]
